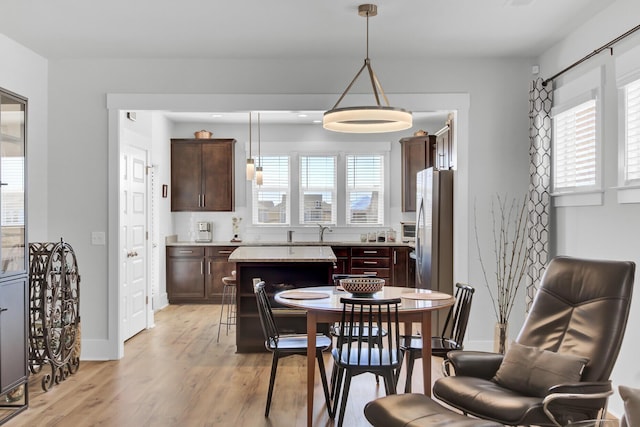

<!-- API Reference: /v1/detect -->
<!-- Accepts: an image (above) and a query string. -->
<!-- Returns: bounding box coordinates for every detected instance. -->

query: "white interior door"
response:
[120,144,149,341]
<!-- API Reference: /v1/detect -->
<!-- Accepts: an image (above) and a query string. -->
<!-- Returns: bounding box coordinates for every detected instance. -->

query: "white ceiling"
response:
[0,0,614,125]
[0,0,613,60]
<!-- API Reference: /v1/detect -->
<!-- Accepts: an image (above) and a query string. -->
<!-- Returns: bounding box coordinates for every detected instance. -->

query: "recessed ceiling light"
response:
[211,114,223,118]
[298,113,308,118]
[504,0,535,6]
[313,120,322,124]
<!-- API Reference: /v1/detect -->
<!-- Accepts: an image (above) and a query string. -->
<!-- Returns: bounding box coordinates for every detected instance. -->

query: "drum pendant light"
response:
[323,4,412,133]
[246,112,255,180]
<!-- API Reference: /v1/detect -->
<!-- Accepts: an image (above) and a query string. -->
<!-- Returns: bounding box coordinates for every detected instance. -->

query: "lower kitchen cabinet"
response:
[346,245,414,287]
[331,246,349,276]
[166,246,236,303]
[350,246,391,281]
[206,247,237,302]
[391,246,413,287]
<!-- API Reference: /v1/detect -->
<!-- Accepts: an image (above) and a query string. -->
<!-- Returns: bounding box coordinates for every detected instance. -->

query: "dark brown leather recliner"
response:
[433,256,635,426]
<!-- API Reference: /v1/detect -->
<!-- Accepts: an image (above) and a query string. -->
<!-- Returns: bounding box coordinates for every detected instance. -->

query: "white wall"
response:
[46,56,532,360]
[0,34,48,242]
[538,0,640,417]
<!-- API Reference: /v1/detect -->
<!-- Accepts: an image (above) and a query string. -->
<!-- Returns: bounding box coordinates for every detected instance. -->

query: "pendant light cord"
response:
[365,10,369,60]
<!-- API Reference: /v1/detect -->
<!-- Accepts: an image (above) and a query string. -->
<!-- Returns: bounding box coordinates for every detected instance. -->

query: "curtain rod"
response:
[542,23,640,87]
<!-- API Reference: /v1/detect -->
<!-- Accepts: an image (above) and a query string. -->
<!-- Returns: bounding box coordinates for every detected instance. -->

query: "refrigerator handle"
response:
[416,199,424,279]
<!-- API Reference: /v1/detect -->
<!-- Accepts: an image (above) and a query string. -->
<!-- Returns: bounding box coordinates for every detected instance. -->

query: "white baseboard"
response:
[154,292,169,312]
[79,339,120,361]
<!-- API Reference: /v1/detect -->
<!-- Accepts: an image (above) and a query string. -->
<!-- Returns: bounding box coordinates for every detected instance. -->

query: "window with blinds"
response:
[552,98,597,191]
[624,79,640,183]
[252,156,290,225]
[346,155,383,225]
[1,157,25,226]
[299,156,336,224]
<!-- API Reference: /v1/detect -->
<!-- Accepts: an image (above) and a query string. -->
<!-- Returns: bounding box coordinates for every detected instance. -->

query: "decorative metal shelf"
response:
[28,240,81,391]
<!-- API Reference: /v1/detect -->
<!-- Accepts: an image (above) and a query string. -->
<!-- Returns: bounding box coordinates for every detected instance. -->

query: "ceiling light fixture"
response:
[323,4,412,133]
[256,112,263,186]
[246,112,255,180]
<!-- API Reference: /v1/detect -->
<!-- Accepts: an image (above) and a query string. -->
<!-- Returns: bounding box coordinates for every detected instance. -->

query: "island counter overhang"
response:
[228,245,337,263]
[230,246,337,353]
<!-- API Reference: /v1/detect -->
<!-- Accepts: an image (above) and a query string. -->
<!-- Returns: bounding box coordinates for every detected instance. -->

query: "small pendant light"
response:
[255,112,263,186]
[246,112,255,180]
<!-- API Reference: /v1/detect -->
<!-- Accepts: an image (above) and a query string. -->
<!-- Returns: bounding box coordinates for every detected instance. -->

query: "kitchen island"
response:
[229,246,336,353]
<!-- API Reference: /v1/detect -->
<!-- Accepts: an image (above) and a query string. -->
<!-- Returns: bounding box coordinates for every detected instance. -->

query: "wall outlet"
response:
[91,231,106,245]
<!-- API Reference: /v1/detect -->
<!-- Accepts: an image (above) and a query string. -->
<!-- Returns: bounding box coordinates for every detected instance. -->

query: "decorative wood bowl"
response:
[194,130,212,139]
[340,277,385,295]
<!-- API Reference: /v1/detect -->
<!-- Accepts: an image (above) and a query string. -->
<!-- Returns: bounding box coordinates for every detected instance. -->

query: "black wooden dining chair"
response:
[330,296,403,427]
[253,281,332,417]
[329,274,384,395]
[399,282,475,392]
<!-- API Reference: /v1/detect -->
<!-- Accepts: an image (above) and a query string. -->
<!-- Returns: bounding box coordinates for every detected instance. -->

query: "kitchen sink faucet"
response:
[318,224,332,242]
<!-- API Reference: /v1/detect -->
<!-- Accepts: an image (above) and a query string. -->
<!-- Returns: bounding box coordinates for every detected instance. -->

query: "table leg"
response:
[420,311,432,396]
[307,311,317,427]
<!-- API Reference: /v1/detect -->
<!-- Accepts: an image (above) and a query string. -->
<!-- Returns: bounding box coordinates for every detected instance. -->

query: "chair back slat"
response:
[335,297,402,369]
[254,281,279,349]
[448,283,475,347]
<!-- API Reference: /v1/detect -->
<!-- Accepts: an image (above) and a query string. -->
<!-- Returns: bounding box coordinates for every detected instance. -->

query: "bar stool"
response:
[216,270,237,342]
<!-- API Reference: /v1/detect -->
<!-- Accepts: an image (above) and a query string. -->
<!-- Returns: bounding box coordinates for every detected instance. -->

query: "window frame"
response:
[614,44,640,203]
[615,72,640,204]
[251,154,291,226]
[298,154,337,225]
[550,67,604,207]
[249,143,390,227]
[345,154,385,226]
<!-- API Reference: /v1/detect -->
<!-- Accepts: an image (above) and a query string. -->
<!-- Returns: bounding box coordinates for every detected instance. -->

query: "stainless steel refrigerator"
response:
[415,168,454,334]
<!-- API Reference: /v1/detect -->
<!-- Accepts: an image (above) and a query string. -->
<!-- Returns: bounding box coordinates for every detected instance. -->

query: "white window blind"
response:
[625,79,640,183]
[346,155,383,225]
[299,156,336,224]
[552,99,597,191]
[1,157,25,226]
[252,156,290,225]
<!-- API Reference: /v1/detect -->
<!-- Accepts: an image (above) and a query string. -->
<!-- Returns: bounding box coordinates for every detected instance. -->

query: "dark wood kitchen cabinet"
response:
[171,138,235,212]
[166,246,236,303]
[350,246,391,282]
[391,246,413,288]
[434,114,454,170]
[399,135,435,212]
[206,247,236,303]
[331,246,349,276]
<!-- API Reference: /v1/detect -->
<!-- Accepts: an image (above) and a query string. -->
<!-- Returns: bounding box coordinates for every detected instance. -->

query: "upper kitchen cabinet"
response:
[434,114,454,171]
[171,138,236,211]
[399,135,435,212]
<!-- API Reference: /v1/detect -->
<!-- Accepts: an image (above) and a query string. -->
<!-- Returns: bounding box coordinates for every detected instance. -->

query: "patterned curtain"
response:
[526,78,552,310]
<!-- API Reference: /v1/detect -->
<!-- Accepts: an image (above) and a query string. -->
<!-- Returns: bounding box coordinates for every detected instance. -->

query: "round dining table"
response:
[274,285,455,427]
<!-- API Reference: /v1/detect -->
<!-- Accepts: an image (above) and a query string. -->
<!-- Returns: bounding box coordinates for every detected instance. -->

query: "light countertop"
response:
[228,246,337,263]
[165,238,411,248]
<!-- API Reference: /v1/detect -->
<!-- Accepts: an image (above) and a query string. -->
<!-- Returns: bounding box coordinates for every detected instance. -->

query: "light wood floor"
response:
[5,304,444,427]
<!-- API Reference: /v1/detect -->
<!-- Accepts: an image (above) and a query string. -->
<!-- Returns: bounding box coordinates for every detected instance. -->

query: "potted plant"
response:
[474,194,529,354]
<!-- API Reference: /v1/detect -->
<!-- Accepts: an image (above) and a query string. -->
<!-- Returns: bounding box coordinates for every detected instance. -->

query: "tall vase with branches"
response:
[474,194,529,354]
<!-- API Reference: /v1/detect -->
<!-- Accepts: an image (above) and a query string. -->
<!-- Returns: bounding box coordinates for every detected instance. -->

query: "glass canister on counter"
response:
[386,228,397,242]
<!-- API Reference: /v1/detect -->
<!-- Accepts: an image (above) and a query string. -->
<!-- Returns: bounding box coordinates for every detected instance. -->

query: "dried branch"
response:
[474,194,530,324]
